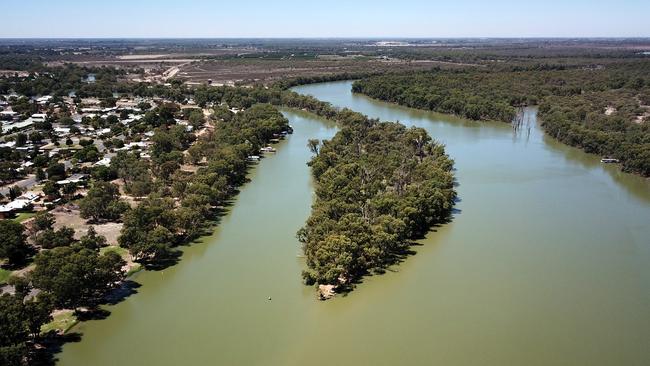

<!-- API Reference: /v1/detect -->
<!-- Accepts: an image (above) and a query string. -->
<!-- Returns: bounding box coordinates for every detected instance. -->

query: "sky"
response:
[2,0,649,38]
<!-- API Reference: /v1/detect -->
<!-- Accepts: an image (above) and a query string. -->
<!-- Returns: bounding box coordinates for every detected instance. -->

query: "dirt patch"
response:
[318,284,336,300]
[51,205,123,245]
[180,164,199,173]
[109,179,141,207]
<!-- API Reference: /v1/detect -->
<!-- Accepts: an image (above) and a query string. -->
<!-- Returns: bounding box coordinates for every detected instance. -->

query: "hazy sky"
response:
[3,0,649,38]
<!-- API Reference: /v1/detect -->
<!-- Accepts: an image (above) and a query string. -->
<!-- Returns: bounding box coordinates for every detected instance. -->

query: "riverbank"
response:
[299,111,456,292]
[352,67,650,177]
[57,81,650,366]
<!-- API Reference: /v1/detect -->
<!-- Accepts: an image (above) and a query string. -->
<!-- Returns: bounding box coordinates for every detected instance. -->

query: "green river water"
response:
[58,81,650,366]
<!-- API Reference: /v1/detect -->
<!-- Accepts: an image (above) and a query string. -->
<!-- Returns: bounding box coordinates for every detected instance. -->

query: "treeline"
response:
[1,85,291,363]
[117,103,289,264]
[352,61,650,176]
[1,216,125,365]
[352,69,520,122]
[539,93,650,176]
[297,109,456,288]
[0,64,189,101]
[0,54,45,72]
[173,82,459,289]
[272,72,376,90]
[0,64,128,98]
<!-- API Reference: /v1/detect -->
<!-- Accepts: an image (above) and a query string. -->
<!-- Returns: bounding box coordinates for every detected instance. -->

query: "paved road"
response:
[0,174,37,196]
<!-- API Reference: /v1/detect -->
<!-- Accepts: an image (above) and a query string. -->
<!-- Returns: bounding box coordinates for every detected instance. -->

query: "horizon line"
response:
[1,36,650,40]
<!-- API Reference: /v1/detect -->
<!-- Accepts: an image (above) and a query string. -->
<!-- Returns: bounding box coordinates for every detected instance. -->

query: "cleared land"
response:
[51,205,123,245]
[176,58,466,84]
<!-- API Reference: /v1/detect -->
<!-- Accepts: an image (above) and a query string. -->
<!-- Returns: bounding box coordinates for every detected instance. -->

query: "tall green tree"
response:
[31,246,125,309]
[0,221,31,266]
[79,181,129,222]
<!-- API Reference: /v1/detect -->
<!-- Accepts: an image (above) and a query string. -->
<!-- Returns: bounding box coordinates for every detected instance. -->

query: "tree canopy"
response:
[0,220,31,266]
[79,181,129,223]
[298,110,456,287]
[31,245,125,309]
[352,62,650,176]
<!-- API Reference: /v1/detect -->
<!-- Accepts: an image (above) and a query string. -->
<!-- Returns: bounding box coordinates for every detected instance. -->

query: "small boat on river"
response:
[600,158,620,163]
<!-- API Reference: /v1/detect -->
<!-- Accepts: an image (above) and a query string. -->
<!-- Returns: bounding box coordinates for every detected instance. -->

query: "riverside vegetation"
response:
[352,61,650,176]
[1,64,458,363]
[193,85,457,290]
[298,111,456,289]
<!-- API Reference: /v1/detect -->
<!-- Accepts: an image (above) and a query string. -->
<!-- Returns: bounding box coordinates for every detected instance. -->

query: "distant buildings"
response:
[2,118,35,133]
[0,192,41,219]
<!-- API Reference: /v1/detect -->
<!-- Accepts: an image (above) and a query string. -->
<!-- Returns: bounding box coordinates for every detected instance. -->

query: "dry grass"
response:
[177,58,449,85]
[51,205,123,245]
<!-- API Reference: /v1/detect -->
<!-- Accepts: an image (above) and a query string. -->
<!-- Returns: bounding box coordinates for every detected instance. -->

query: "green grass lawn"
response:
[100,245,129,257]
[0,268,12,285]
[41,310,78,334]
[126,263,143,277]
[12,212,36,223]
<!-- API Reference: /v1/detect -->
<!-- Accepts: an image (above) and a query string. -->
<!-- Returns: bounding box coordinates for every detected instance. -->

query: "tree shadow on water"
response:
[103,280,141,306]
[142,252,182,271]
[333,206,460,298]
[29,279,142,365]
[31,332,82,366]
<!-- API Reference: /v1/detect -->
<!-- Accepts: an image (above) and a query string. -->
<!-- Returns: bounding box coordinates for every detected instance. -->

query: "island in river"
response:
[56,81,650,366]
[298,109,456,293]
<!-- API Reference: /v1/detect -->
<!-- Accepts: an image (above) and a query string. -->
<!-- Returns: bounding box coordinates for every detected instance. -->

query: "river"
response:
[58,81,650,366]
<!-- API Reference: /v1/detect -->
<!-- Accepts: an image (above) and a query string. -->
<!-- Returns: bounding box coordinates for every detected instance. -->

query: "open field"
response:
[176,58,462,84]
[51,205,123,245]
[7,38,650,87]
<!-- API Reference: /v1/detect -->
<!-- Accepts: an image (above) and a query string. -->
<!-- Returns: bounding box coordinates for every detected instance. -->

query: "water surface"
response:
[59,81,650,366]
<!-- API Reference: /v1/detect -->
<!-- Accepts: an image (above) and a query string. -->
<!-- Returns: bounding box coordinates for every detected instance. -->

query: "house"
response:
[31,113,47,121]
[121,114,143,125]
[56,173,88,185]
[20,192,40,202]
[81,98,101,106]
[96,128,111,136]
[0,192,41,218]
[2,118,35,133]
[116,99,139,109]
[81,108,102,113]
[2,200,32,211]
[36,96,53,105]
[94,156,112,167]
[0,110,18,120]
[54,127,71,136]
[117,141,149,151]
[0,205,13,219]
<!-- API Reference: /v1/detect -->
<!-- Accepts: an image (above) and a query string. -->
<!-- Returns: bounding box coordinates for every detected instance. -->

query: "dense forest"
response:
[297,109,456,289]
[352,62,650,176]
